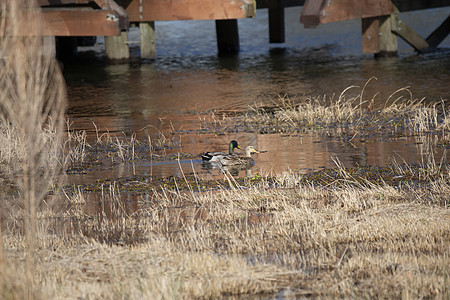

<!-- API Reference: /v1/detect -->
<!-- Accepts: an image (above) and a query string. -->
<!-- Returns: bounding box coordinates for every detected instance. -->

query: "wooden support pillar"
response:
[268,1,285,43]
[215,19,240,55]
[105,31,129,62]
[425,14,450,50]
[362,17,380,53]
[390,14,428,51]
[377,14,397,57]
[140,22,156,59]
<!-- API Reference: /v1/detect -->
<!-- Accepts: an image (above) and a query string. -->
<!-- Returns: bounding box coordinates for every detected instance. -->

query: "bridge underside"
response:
[34,0,256,36]
[11,0,450,60]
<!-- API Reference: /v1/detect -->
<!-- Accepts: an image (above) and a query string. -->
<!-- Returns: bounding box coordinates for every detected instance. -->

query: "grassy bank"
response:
[1,168,449,298]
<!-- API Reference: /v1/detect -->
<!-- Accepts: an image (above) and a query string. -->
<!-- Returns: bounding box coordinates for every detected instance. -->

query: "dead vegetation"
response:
[216,81,450,144]
[1,1,449,299]
[1,168,449,299]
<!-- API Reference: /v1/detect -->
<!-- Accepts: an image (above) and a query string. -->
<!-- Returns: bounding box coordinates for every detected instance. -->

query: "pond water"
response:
[64,6,450,181]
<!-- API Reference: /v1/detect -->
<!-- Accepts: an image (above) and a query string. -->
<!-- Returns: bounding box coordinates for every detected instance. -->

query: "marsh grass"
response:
[2,166,449,298]
[1,4,449,298]
[209,84,449,146]
[2,80,449,298]
[64,122,181,169]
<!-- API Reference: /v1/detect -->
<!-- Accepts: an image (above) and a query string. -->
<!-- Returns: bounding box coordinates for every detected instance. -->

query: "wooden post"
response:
[361,17,380,53]
[425,14,450,50]
[215,19,240,55]
[377,14,397,57]
[140,22,156,59]
[105,30,129,62]
[268,2,285,43]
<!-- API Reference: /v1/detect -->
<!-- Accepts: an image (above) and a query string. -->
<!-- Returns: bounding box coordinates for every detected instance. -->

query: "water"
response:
[64,7,450,180]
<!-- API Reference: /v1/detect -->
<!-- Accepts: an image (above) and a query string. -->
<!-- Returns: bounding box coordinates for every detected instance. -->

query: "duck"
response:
[218,145,259,166]
[201,140,240,162]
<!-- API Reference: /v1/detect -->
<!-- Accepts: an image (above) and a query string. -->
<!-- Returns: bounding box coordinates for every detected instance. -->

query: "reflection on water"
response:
[64,7,450,181]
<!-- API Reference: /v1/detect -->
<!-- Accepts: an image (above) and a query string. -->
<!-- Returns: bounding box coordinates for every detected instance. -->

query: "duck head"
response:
[229,140,241,155]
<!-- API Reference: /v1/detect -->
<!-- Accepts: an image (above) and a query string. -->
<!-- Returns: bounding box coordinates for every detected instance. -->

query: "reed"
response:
[0,0,66,298]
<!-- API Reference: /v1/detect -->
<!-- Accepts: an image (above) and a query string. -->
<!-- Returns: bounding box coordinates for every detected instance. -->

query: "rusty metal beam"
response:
[117,0,256,22]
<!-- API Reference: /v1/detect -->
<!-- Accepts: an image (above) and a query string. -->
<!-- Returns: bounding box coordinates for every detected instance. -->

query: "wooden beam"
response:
[301,0,394,28]
[118,0,256,22]
[300,0,324,28]
[361,17,380,53]
[390,13,429,51]
[425,14,450,49]
[92,0,129,29]
[39,9,126,36]
[12,9,126,36]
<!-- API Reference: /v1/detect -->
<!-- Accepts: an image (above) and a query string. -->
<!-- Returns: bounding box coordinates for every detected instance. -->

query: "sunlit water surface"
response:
[64,7,450,182]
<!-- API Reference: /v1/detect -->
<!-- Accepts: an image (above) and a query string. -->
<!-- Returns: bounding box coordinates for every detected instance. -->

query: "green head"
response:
[229,140,240,155]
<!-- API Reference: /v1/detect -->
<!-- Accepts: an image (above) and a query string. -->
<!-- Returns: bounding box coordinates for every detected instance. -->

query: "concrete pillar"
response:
[140,22,156,59]
[105,31,129,62]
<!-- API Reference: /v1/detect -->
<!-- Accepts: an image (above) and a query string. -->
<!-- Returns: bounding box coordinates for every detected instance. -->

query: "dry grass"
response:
[1,2,449,299]
[1,171,449,298]
[63,121,180,165]
[0,0,66,298]
[225,83,450,144]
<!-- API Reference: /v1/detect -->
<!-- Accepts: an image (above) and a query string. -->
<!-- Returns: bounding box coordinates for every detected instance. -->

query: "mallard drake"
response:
[201,140,240,162]
[218,145,259,166]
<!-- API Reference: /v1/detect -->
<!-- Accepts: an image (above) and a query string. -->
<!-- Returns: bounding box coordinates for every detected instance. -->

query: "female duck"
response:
[201,140,240,162]
[218,145,259,166]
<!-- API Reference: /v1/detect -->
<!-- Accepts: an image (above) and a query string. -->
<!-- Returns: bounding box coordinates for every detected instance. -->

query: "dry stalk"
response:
[0,1,66,298]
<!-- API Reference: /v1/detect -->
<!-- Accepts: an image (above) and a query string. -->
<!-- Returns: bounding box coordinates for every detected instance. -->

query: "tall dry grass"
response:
[1,168,448,298]
[0,0,66,298]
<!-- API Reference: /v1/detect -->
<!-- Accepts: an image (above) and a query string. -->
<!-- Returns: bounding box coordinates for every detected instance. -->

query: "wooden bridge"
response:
[29,0,450,60]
